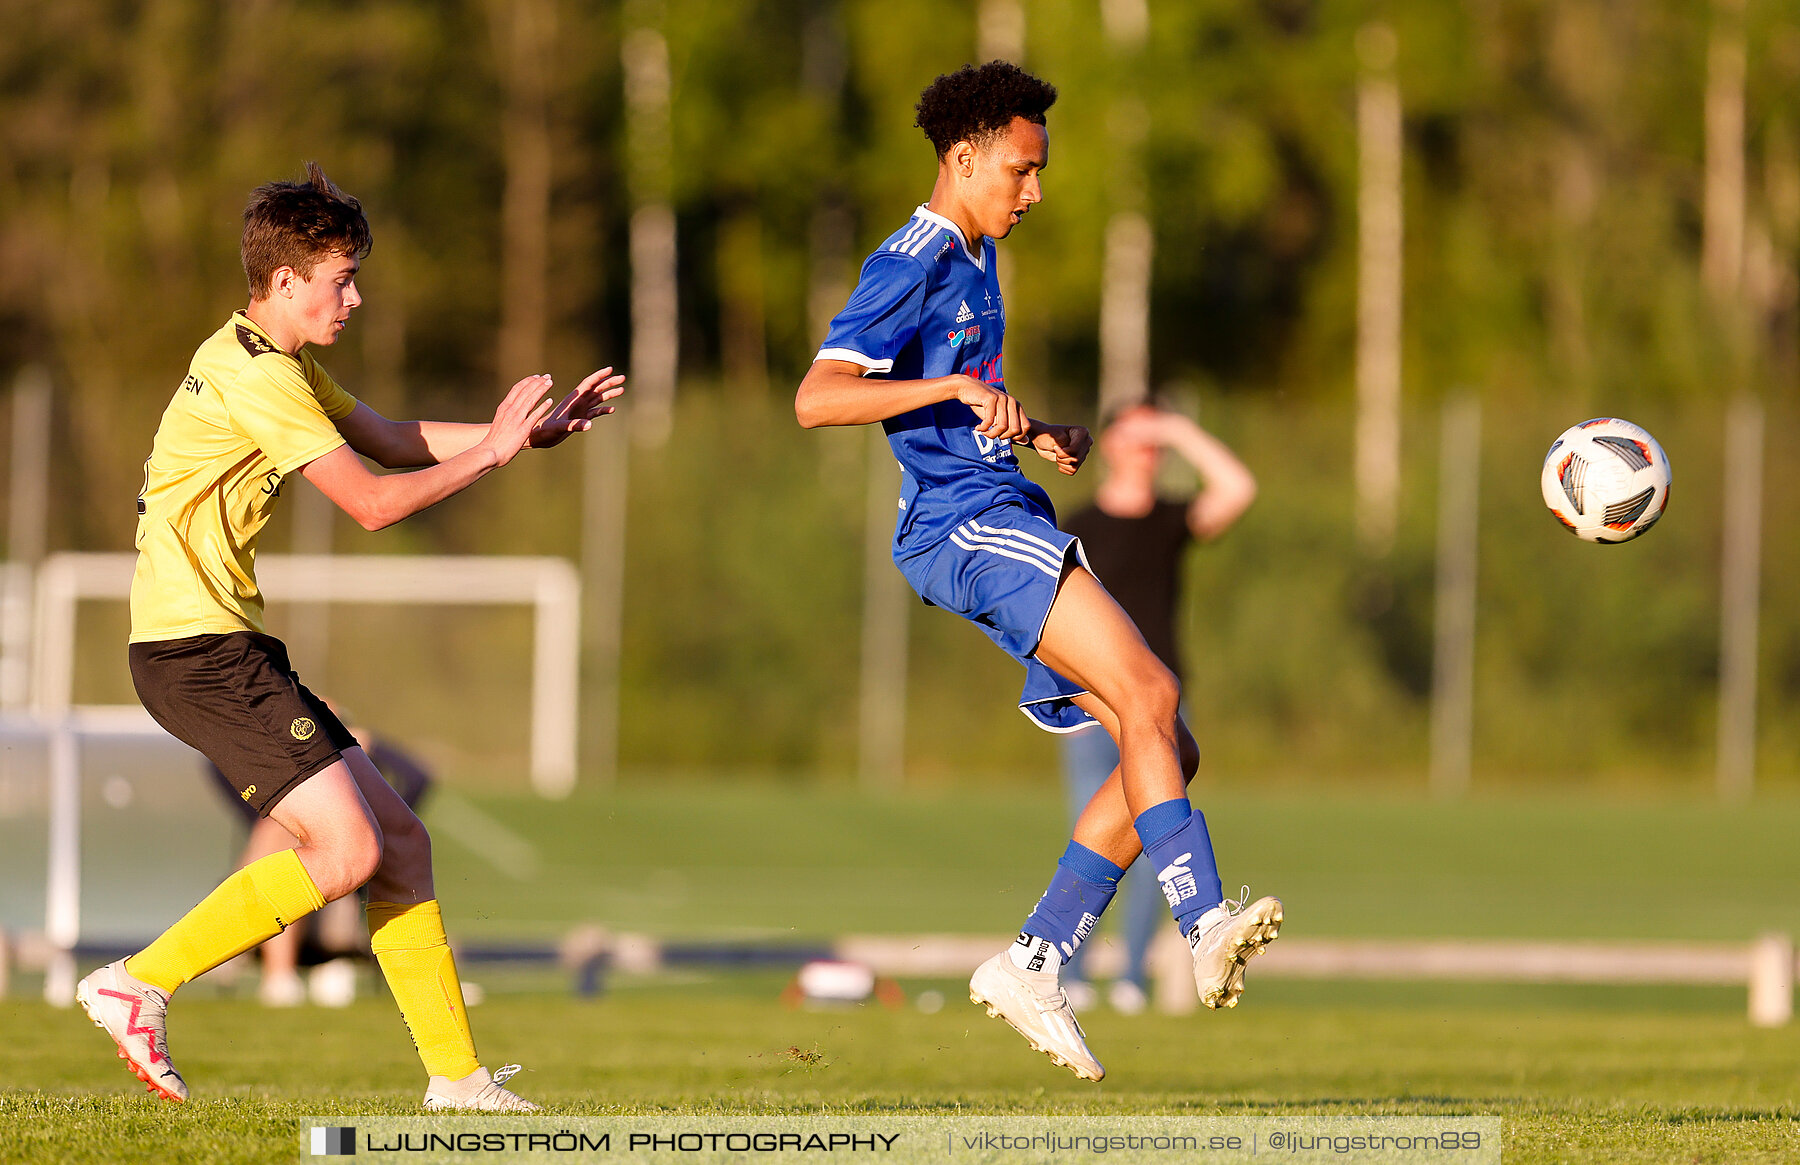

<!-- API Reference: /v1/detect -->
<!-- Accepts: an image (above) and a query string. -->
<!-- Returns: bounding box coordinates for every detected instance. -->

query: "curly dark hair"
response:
[241,161,373,300]
[914,61,1057,159]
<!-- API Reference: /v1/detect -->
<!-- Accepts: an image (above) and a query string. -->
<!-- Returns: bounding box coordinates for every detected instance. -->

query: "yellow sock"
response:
[367,899,479,1081]
[125,848,325,994]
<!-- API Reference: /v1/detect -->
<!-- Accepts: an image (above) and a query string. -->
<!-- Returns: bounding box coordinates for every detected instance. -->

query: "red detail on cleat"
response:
[97,988,165,1066]
[124,1059,183,1103]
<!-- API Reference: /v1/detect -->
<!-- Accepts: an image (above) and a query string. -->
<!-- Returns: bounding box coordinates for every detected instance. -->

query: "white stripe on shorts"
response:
[966,519,1067,560]
[949,531,1062,577]
[957,521,1066,572]
[950,523,1064,577]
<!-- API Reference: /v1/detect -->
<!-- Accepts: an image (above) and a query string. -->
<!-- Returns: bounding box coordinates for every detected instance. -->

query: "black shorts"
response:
[129,632,356,817]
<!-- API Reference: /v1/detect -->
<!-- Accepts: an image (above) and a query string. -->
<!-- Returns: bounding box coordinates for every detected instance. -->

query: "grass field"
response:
[421,784,1800,942]
[5,786,1800,1162]
[3,977,1798,1163]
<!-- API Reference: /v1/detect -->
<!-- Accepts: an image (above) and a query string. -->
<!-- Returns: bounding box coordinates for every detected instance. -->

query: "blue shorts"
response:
[898,502,1098,733]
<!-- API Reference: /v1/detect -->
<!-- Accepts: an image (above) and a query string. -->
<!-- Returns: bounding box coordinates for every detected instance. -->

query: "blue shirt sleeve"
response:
[816,252,929,374]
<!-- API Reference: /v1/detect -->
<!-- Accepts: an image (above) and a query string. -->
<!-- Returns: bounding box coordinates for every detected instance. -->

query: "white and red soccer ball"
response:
[1540,418,1671,544]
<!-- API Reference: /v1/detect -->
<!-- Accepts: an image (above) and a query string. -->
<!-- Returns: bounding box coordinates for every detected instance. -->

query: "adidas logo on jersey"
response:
[955,300,975,323]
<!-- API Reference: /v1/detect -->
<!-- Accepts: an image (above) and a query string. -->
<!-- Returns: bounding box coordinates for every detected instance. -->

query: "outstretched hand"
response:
[529,367,627,449]
[479,375,559,469]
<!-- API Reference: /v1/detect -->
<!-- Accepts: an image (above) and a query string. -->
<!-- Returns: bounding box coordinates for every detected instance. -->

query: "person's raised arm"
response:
[1155,414,1256,540]
[303,374,555,531]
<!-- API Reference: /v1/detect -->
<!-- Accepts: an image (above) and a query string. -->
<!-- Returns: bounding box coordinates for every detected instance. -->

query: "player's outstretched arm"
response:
[339,369,625,468]
[795,361,1028,439]
[1020,418,1091,477]
[302,374,556,531]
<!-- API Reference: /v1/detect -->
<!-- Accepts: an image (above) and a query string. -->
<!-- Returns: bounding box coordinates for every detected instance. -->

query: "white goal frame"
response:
[28,552,582,795]
[14,552,581,1004]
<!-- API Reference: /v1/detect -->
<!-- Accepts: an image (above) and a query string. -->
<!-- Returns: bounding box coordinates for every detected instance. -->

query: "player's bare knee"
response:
[318,827,384,900]
[353,829,385,887]
[1116,658,1181,730]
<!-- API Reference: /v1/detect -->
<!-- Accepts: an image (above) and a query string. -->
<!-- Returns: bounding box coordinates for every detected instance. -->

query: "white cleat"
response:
[1186,887,1283,1010]
[423,1063,540,1112]
[969,951,1105,1082]
[75,960,189,1102]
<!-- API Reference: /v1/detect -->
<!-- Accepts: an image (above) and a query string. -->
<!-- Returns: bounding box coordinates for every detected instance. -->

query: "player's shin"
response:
[366,899,480,1081]
[1014,841,1124,972]
[125,848,326,993]
[1133,799,1224,932]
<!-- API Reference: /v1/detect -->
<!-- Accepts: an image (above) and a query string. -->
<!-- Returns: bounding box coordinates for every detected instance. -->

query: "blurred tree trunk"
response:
[978,0,1025,61]
[1703,0,1746,310]
[804,1,852,351]
[1355,22,1403,558]
[1546,136,1596,405]
[1703,0,1758,801]
[624,16,676,446]
[1098,0,1150,420]
[488,0,558,379]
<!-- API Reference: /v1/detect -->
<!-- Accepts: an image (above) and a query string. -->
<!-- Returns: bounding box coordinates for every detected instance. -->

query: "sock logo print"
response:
[1157,852,1199,910]
[1074,911,1099,945]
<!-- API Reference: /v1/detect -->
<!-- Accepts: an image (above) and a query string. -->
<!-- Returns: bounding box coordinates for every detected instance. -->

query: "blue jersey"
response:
[817,205,1056,558]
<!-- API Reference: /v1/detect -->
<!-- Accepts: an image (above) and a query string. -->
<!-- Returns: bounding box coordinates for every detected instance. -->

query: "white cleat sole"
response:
[969,987,1105,1082]
[1199,897,1283,1010]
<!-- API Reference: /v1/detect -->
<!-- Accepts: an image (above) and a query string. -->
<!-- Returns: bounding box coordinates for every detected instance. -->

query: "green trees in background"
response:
[2,0,1797,787]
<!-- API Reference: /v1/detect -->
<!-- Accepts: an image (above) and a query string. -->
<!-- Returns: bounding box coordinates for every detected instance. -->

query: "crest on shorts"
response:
[290,717,317,741]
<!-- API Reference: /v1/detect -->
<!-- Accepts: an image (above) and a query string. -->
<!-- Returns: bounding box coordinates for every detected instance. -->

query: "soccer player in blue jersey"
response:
[796,62,1282,1081]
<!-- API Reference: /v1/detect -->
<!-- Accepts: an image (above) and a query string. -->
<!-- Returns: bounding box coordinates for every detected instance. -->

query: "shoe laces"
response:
[1186,887,1254,945]
[1036,989,1086,1037]
[464,1065,535,1111]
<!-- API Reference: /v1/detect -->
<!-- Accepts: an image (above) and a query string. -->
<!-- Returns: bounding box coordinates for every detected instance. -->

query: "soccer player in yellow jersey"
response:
[74,163,623,1111]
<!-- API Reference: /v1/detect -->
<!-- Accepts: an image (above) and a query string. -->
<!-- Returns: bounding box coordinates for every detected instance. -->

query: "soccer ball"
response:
[1540,418,1671,544]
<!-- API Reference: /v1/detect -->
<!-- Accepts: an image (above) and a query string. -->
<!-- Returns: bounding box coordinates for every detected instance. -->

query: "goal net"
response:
[0,551,580,1003]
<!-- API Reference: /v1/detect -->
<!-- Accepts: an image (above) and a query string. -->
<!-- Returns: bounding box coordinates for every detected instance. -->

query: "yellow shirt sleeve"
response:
[221,351,357,475]
[302,349,360,423]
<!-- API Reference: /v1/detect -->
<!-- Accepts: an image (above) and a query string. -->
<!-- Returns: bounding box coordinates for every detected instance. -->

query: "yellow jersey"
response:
[130,311,358,642]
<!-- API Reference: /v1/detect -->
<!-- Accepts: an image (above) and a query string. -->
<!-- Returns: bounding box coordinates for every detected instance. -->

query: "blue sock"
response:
[1134,799,1224,934]
[1018,842,1124,965]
